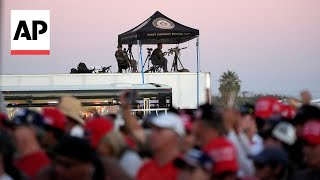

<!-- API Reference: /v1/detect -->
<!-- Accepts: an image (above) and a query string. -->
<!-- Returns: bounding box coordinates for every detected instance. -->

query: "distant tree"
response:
[212,96,223,106]
[218,70,241,107]
[211,94,295,108]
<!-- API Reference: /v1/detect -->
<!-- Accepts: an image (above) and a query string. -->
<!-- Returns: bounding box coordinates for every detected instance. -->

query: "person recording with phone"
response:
[150,43,168,72]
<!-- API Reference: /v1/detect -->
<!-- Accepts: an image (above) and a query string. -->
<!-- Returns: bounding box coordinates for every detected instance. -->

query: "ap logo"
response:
[11,10,50,55]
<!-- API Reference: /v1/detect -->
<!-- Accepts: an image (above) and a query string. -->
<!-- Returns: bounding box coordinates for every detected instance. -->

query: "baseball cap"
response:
[12,109,44,127]
[42,108,66,131]
[0,113,13,128]
[150,112,185,137]
[251,147,288,167]
[255,97,282,120]
[203,137,238,175]
[174,148,213,172]
[0,113,8,122]
[239,103,255,116]
[272,121,296,145]
[302,119,320,145]
[280,104,296,120]
[84,117,114,148]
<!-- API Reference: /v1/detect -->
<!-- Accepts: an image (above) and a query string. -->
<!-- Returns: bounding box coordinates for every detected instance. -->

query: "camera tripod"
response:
[143,48,153,72]
[126,44,135,60]
[171,49,185,72]
[124,44,137,72]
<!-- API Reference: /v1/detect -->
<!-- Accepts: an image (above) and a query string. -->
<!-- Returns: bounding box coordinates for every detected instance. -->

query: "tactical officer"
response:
[115,44,137,73]
[150,43,168,72]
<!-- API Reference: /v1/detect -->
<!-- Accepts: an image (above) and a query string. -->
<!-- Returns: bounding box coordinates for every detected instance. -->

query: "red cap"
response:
[42,108,66,131]
[0,113,10,128]
[281,104,296,120]
[302,120,320,145]
[203,137,238,175]
[84,117,113,148]
[0,113,8,121]
[255,97,282,119]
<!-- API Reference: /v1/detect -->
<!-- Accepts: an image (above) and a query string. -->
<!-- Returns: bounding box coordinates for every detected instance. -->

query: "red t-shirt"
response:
[136,159,179,180]
[15,151,51,179]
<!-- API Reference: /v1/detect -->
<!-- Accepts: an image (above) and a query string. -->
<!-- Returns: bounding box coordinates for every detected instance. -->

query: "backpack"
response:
[70,68,78,73]
[77,62,93,73]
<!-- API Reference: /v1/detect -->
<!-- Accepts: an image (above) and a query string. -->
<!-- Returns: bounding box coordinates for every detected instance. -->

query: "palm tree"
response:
[218,70,241,107]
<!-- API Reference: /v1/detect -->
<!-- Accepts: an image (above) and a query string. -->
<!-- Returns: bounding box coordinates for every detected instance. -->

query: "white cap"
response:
[70,125,85,138]
[272,121,296,145]
[150,112,185,137]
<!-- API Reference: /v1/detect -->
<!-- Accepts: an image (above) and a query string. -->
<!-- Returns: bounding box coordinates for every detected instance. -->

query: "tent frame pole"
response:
[196,36,200,107]
[138,40,145,84]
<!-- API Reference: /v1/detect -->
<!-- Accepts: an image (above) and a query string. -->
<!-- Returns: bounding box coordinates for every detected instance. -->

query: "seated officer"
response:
[150,43,168,72]
[115,44,137,73]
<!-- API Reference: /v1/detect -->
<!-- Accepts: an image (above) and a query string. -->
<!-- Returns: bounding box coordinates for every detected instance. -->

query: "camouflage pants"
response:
[153,58,168,72]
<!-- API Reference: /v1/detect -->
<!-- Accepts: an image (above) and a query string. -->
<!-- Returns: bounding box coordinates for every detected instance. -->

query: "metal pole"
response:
[0,92,7,114]
[196,36,200,107]
[139,40,144,84]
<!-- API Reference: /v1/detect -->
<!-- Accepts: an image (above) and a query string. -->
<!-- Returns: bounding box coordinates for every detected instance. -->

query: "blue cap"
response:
[240,103,255,116]
[251,147,288,167]
[12,109,44,127]
[174,148,213,171]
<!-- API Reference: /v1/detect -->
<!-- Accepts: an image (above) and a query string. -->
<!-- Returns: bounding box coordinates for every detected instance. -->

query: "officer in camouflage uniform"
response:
[115,44,137,73]
[150,43,168,72]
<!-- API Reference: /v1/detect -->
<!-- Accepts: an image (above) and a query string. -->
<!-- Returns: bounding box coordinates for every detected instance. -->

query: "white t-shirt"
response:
[228,130,255,177]
[0,174,13,180]
[250,134,264,156]
[119,150,142,178]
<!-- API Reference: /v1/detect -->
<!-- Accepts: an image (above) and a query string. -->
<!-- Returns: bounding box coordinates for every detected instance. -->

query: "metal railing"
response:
[130,108,168,116]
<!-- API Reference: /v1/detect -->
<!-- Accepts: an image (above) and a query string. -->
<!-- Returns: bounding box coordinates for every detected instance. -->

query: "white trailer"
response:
[0,72,211,109]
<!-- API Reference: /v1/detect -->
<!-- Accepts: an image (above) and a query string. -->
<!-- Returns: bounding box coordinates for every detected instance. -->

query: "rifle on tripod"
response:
[165,47,187,72]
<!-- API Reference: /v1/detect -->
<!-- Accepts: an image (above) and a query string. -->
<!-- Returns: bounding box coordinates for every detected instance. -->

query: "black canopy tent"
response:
[118,11,199,45]
[118,11,201,106]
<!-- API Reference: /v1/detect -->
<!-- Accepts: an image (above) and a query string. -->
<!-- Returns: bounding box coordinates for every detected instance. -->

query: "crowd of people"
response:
[0,90,320,180]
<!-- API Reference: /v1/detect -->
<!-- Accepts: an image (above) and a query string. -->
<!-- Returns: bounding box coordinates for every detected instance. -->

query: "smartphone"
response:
[126,89,137,104]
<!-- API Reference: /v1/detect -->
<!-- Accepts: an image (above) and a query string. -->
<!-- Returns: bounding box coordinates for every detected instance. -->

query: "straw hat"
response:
[58,96,84,125]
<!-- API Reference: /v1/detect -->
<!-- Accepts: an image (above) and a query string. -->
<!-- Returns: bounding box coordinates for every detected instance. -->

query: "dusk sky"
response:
[1,0,320,97]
